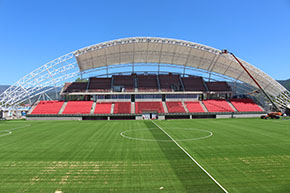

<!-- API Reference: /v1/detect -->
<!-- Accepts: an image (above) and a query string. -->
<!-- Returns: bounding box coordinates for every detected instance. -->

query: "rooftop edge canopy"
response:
[73,37,287,99]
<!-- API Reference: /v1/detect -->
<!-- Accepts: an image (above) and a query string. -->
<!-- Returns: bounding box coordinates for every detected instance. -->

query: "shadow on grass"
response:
[144,121,224,193]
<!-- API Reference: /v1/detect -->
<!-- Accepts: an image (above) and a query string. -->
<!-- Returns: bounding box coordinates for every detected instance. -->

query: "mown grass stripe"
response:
[152,120,229,193]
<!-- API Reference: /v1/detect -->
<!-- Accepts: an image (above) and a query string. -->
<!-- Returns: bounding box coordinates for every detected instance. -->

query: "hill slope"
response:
[277,79,290,91]
[0,85,10,94]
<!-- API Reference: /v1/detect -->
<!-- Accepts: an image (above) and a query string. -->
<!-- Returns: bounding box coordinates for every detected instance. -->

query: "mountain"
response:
[0,85,10,94]
[277,79,290,91]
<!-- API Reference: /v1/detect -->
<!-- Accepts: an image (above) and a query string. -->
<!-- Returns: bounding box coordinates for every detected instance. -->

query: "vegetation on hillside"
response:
[278,79,290,91]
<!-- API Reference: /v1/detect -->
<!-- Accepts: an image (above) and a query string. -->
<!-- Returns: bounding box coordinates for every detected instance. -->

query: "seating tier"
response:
[230,99,263,112]
[88,77,111,92]
[63,82,87,93]
[203,100,234,112]
[137,75,158,92]
[166,102,186,113]
[182,77,207,91]
[62,101,93,114]
[113,75,135,92]
[135,102,164,113]
[205,82,231,92]
[185,101,205,113]
[159,74,182,92]
[31,101,64,114]
[94,102,112,114]
[113,102,131,114]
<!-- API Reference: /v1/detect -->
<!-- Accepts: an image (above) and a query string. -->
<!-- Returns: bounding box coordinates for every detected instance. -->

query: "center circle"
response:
[0,130,12,137]
[120,128,213,142]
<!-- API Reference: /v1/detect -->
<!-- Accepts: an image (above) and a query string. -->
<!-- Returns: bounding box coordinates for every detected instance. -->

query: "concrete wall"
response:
[135,99,162,102]
[135,115,143,120]
[158,115,165,120]
[97,99,131,102]
[27,117,82,121]
[217,113,264,119]
[216,114,233,119]
[233,114,264,118]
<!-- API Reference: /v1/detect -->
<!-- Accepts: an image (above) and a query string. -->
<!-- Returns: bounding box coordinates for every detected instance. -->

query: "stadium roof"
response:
[74,37,286,99]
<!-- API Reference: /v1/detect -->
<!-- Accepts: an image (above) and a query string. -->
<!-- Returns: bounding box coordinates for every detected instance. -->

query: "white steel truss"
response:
[0,52,79,108]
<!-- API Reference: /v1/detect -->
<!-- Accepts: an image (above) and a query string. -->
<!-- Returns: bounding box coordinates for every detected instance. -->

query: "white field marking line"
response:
[0,124,31,137]
[0,130,12,137]
[151,121,228,193]
[120,128,213,142]
[0,121,31,123]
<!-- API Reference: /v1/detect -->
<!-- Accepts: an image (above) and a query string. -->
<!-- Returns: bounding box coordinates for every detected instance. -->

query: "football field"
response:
[0,118,290,193]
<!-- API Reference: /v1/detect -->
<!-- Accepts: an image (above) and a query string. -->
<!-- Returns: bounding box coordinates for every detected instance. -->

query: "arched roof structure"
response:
[0,37,289,109]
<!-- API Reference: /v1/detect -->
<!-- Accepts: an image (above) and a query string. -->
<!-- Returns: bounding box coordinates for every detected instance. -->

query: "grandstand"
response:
[137,74,158,92]
[30,101,64,114]
[88,77,111,92]
[166,102,186,113]
[27,73,266,120]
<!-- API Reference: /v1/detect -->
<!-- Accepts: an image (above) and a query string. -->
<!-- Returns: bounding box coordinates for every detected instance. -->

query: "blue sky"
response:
[0,0,289,85]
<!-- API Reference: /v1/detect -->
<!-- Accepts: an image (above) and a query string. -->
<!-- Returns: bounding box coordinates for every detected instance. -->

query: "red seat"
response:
[63,82,87,93]
[205,82,231,92]
[31,101,64,114]
[113,102,131,114]
[88,77,111,92]
[182,77,207,91]
[230,99,263,112]
[166,102,186,113]
[62,101,93,114]
[137,75,158,92]
[185,101,205,113]
[94,102,112,114]
[135,102,164,113]
[203,100,234,112]
[113,75,135,92]
[159,74,182,91]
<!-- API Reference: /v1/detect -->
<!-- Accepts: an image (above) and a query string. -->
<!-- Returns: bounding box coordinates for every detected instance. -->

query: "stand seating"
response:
[88,77,111,92]
[31,101,64,114]
[113,102,131,114]
[166,102,186,113]
[113,75,135,92]
[94,102,112,114]
[205,82,231,92]
[137,75,158,91]
[62,101,93,114]
[185,101,205,113]
[159,74,182,92]
[230,98,263,112]
[203,100,234,112]
[135,102,164,113]
[182,76,207,91]
[63,82,87,93]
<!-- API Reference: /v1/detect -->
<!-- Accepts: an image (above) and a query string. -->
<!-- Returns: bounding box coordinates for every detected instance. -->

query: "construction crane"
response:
[220,50,283,119]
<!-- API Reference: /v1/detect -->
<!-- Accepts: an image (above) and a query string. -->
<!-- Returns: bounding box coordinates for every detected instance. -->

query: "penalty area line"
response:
[151,120,228,193]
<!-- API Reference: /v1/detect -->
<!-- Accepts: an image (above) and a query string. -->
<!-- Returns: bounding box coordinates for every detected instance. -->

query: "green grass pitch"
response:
[0,118,290,193]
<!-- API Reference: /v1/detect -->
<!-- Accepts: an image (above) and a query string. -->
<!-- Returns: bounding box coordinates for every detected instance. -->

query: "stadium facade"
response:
[0,37,289,119]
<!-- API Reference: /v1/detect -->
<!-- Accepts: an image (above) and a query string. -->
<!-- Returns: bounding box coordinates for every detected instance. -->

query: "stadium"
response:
[0,37,290,192]
[0,37,289,119]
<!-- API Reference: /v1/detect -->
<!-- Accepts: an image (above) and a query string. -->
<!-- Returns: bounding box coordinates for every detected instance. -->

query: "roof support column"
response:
[183,47,193,77]
[157,43,164,75]
[132,42,135,74]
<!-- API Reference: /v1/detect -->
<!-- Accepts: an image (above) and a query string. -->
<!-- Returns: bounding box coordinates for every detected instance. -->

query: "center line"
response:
[151,120,228,193]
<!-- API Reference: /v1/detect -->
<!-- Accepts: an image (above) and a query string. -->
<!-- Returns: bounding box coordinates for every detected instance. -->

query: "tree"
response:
[75,78,88,82]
